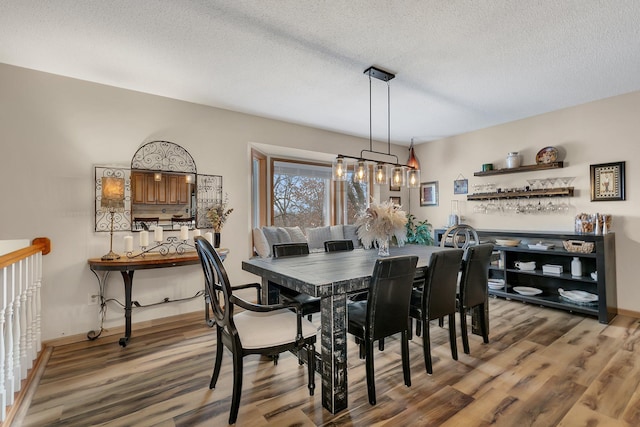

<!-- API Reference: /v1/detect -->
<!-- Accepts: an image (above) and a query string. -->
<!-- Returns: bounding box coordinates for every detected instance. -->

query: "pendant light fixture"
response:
[406,138,421,188]
[331,66,419,188]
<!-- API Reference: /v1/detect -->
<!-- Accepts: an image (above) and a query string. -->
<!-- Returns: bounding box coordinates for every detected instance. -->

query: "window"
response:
[270,159,369,229]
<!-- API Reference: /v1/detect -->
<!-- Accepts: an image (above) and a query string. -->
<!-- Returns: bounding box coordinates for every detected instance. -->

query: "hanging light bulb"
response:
[391,166,405,187]
[374,163,388,185]
[354,160,369,183]
[332,157,347,181]
[406,138,421,188]
[407,168,420,188]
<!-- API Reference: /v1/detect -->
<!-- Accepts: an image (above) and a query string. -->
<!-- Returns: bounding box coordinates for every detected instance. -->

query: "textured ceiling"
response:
[2,1,640,146]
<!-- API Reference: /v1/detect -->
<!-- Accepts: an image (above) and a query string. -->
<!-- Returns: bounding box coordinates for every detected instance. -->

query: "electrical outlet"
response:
[88,293,99,305]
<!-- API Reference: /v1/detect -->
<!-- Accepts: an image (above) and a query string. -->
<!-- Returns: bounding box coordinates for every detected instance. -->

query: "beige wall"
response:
[0,63,408,340]
[2,62,638,340]
[412,91,640,315]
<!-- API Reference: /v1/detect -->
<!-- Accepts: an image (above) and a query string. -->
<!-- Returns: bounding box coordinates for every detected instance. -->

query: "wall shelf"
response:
[467,187,574,201]
[474,161,564,176]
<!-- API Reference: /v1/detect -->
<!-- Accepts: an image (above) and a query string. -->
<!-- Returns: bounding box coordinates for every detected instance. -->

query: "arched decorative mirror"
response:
[94,140,223,232]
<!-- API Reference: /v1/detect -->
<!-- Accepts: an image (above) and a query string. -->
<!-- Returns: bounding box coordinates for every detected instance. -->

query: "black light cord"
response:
[86,290,205,341]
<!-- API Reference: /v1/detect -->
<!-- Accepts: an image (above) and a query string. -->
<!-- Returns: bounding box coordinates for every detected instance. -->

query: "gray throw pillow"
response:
[305,226,332,250]
[343,224,362,248]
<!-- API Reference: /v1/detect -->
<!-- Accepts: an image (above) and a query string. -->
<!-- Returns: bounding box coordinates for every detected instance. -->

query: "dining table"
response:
[242,244,460,414]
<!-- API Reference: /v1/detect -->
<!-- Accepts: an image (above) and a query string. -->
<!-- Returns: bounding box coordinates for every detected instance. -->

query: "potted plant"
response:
[405,213,434,246]
[206,194,234,247]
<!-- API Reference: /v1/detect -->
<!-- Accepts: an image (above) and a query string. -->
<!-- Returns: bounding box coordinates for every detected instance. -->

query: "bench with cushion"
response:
[252,224,361,258]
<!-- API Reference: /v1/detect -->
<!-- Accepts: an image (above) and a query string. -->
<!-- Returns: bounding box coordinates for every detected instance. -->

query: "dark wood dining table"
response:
[242,244,457,414]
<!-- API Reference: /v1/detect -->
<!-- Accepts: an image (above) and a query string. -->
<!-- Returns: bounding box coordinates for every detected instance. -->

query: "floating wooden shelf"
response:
[474,161,564,176]
[467,187,574,201]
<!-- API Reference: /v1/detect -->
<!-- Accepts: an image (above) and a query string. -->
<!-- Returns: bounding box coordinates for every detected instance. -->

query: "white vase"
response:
[571,257,582,277]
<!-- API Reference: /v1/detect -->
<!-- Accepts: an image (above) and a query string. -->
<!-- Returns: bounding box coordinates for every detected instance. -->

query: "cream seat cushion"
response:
[233,308,318,349]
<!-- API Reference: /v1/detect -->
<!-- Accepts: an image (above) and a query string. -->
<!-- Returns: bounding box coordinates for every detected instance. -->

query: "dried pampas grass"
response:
[355,200,408,249]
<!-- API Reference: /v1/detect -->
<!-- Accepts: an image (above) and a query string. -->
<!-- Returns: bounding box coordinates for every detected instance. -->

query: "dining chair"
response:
[347,255,418,405]
[272,243,321,323]
[324,239,354,252]
[195,237,317,425]
[458,243,494,354]
[410,249,464,374]
[440,224,480,250]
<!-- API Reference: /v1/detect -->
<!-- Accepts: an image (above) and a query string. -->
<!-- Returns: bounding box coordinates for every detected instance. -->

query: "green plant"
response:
[405,213,434,245]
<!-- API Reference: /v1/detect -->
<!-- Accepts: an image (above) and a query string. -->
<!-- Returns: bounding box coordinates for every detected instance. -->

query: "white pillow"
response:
[285,226,307,244]
[305,226,332,250]
[253,228,270,257]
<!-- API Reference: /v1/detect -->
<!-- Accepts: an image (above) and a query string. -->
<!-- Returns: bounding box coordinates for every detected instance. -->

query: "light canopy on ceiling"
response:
[332,66,420,188]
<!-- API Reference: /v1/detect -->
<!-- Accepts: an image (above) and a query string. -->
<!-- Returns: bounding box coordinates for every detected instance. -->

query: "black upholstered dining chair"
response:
[458,243,494,354]
[410,249,464,374]
[324,239,354,252]
[272,243,321,323]
[195,237,317,425]
[347,255,418,405]
[272,242,310,257]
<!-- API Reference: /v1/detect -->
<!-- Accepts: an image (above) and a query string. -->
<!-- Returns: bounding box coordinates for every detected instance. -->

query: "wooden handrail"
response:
[0,237,51,269]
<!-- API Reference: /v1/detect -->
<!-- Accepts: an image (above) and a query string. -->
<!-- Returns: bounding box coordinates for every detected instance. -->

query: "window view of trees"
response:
[271,160,369,229]
[273,173,327,228]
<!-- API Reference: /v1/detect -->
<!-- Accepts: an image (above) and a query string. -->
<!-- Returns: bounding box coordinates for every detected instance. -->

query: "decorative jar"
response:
[506,152,521,169]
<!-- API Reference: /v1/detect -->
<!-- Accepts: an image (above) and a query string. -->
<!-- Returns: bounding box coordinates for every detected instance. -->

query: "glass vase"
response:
[377,236,390,256]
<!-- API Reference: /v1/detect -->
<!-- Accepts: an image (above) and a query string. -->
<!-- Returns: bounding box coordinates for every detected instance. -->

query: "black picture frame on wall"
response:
[590,161,625,201]
[420,181,438,206]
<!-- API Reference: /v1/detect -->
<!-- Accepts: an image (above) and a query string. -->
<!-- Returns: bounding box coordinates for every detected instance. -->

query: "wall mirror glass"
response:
[94,141,223,232]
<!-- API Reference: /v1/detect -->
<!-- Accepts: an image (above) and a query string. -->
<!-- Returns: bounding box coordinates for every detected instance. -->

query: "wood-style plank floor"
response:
[16,298,640,426]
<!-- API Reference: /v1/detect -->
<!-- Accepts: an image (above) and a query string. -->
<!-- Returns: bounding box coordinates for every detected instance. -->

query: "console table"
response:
[435,228,617,323]
[87,249,227,346]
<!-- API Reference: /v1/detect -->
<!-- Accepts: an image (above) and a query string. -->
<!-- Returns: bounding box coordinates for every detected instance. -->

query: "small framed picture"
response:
[420,181,439,206]
[390,196,401,206]
[454,178,468,195]
[389,182,401,192]
[590,161,625,201]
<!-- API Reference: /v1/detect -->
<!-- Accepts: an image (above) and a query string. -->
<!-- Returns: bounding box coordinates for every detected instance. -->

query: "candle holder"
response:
[127,236,196,259]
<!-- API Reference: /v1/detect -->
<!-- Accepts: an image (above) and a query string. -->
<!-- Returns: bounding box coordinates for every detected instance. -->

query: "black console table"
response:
[435,229,617,324]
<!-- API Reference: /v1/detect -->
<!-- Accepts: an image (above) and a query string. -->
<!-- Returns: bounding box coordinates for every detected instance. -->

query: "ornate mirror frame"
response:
[94,140,222,232]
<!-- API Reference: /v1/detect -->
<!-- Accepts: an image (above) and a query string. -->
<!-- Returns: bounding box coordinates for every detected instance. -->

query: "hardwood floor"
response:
[16,298,640,426]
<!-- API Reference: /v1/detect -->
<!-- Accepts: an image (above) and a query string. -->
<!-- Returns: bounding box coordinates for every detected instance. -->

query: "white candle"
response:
[154,226,163,242]
[180,225,189,241]
[193,228,201,237]
[205,232,214,245]
[139,230,149,247]
[124,236,133,252]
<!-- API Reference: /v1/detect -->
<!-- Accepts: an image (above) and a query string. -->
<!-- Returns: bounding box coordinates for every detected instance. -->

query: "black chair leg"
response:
[365,339,376,405]
[210,330,224,389]
[229,350,244,425]
[307,343,315,396]
[401,330,411,387]
[448,314,458,361]
[460,306,470,354]
[416,319,422,337]
[422,319,432,374]
[438,317,444,327]
[408,318,413,340]
[479,303,489,343]
[379,338,385,351]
